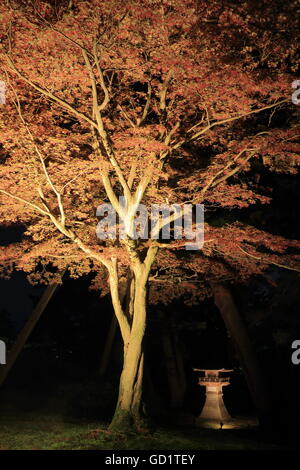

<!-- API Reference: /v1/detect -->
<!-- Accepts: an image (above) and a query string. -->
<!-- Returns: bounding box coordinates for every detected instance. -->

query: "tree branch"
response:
[108,257,131,343]
[0,191,111,270]
[0,189,50,217]
[194,147,257,202]
[159,69,173,113]
[7,79,66,227]
[172,99,288,150]
[117,103,137,128]
[136,81,151,127]
[93,39,110,111]
[238,245,300,273]
[82,50,132,202]
[5,55,97,130]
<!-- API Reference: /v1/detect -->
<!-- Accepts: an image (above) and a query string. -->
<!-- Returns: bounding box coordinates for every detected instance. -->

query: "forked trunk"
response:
[108,271,148,432]
[107,245,158,432]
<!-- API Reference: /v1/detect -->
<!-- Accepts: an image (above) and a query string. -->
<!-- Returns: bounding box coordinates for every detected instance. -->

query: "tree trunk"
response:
[162,330,184,407]
[108,267,148,432]
[99,315,118,376]
[106,245,157,432]
[158,311,186,408]
[211,283,274,426]
[0,279,63,387]
[173,331,187,403]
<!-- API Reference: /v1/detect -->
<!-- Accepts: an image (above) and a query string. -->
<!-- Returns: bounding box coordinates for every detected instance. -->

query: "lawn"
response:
[0,410,284,450]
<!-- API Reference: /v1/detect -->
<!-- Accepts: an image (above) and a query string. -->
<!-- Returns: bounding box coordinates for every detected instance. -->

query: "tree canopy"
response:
[0,0,299,430]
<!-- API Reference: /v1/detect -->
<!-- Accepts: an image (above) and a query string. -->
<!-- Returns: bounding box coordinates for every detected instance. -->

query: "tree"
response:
[0,270,66,387]
[0,0,299,431]
[212,283,273,425]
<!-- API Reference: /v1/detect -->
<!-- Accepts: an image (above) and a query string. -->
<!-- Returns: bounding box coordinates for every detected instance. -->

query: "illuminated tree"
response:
[0,0,299,431]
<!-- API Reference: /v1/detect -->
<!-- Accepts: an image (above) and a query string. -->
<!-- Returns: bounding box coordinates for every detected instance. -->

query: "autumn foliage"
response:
[0,0,299,430]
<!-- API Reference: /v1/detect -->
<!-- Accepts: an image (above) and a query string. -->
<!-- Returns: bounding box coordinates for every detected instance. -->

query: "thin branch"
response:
[40,254,83,259]
[0,192,111,270]
[5,55,97,130]
[238,245,300,273]
[196,147,257,201]
[93,39,110,111]
[7,79,66,226]
[117,103,136,128]
[164,121,180,146]
[152,147,258,238]
[82,50,131,202]
[26,4,94,61]
[187,104,210,133]
[90,123,122,215]
[60,168,91,192]
[209,151,256,188]
[136,82,152,127]
[159,69,173,112]
[172,99,289,150]
[0,189,50,217]
[147,239,215,249]
[158,121,180,160]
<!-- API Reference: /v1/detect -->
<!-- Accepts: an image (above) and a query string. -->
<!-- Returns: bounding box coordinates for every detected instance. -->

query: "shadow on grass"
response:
[0,384,296,450]
[0,409,290,450]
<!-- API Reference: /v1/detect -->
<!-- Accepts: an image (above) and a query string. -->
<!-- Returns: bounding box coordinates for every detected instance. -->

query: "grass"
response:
[0,410,284,450]
[0,381,294,451]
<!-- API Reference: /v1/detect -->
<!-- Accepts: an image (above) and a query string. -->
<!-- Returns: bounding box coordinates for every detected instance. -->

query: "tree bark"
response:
[211,283,274,425]
[108,275,147,431]
[105,242,157,433]
[99,268,136,377]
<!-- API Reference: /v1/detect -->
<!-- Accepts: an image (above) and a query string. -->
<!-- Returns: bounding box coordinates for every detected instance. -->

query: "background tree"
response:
[0,0,299,431]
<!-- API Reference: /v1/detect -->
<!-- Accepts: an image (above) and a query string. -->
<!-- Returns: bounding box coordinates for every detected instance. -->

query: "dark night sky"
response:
[0,272,44,331]
[0,225,44,331]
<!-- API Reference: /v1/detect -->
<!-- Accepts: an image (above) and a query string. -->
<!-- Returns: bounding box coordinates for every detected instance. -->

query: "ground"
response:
[0,409,290,450]
[0,377,295,450]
